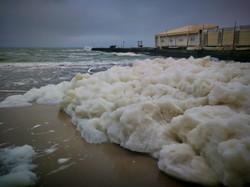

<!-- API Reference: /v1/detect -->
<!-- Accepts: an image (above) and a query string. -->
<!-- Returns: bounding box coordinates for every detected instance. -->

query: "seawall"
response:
[92,47,250,62]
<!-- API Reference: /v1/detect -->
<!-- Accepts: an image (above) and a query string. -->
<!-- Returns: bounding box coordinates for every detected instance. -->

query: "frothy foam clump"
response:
[0,56,250,186]
[0,82,71,107]
[59,57,250,186]
[0,145,37,187]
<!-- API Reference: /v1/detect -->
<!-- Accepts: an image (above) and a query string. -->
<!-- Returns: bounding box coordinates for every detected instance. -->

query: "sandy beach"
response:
[0,104,201,187]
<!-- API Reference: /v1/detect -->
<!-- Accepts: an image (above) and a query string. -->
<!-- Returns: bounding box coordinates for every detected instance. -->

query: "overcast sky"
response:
[0,0,249,47]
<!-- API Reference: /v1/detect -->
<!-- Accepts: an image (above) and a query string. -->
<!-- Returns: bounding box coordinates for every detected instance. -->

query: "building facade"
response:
[155,24,250,49]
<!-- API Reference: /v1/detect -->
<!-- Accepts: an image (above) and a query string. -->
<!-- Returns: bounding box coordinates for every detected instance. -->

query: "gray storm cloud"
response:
[0,0,249,47]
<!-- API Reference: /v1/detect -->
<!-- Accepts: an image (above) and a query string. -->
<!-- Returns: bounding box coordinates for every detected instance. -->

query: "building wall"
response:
[155,36,160,48]
[157,34,200,48]
[188,33,200,46]
[222,31,234,46]
[160,36,167,47]
[239,30,250,46]
[207,32,219,46]
[155,36,167,48]
[175,34,187,47]
[167,36,175,47]
[155,25,250,49]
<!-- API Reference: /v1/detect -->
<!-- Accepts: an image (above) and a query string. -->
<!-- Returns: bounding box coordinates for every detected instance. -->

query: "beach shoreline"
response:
[0,104,200,187]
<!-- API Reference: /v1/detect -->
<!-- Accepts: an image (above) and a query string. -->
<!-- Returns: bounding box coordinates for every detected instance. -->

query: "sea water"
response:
[0,47,150,101]
[0,48,250,186]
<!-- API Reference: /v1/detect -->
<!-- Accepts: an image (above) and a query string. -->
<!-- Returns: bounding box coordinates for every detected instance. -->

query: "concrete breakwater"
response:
[92,47,250,62]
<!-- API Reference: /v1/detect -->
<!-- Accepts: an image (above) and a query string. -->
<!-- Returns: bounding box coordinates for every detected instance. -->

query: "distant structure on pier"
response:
[155,23,250,50]
[137,41,143,48]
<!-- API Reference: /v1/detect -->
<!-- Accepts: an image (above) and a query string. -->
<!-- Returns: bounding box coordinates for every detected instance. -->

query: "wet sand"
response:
[0,104,202,187]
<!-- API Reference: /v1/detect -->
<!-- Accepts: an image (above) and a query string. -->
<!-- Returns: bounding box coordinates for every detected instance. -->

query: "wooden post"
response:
[221,28,224,47]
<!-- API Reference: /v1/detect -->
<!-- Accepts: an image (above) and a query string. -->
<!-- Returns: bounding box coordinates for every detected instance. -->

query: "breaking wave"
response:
[113,52,143,57]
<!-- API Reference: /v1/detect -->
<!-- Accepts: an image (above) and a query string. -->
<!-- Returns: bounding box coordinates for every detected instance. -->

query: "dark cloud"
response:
[0,0,250,47]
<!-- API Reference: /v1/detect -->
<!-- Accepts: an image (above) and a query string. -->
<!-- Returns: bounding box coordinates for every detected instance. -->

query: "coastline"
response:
[0,104,201,187]
[92,47,250,62]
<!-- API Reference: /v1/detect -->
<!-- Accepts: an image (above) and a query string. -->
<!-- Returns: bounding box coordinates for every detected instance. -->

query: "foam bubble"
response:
[0,145,37,187]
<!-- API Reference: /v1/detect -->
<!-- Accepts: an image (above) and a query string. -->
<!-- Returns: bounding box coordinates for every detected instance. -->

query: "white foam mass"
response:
[0,145,37,187]
[0,57,250,186]
[59,57,250,186]
[0,81,71,107]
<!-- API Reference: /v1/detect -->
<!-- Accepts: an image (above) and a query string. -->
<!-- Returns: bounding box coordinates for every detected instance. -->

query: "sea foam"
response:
[0,81,71,107]
[0,145,37,187]
[0,56,250,186]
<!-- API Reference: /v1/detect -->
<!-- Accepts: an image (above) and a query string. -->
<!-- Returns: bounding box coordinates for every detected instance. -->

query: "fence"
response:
[203,25,250,48]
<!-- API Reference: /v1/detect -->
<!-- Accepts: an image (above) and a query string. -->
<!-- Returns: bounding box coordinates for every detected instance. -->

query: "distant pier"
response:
[93,23,250,62]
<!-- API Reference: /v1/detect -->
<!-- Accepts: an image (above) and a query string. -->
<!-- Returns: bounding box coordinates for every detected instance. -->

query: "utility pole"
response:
[233,21,237,49]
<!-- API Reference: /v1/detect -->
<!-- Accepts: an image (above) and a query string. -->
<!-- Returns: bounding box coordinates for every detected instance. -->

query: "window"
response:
[190,37,196,41]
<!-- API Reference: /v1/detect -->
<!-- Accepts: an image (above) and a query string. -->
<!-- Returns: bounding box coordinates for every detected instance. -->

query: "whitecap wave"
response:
[113,52,142,56]
[83,46,92,51]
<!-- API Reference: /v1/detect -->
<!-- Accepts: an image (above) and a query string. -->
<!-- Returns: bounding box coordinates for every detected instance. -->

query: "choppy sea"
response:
[0,47,153,101]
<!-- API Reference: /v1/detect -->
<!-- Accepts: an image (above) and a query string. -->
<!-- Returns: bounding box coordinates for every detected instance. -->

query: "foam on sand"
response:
[0,56,250,186]
[0,145,37,187]
[58,157,71,164]
[0,82,71,107]
[44,144,58,154]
